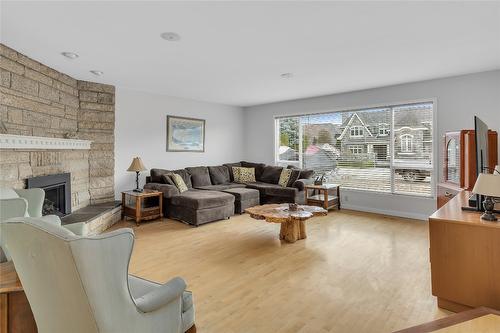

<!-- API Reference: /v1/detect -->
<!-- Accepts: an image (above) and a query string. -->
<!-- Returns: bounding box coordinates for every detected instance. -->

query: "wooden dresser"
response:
[429,191,500,312]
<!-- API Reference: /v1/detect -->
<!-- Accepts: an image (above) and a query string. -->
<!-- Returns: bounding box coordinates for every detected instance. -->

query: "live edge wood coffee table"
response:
[245,204,327,243]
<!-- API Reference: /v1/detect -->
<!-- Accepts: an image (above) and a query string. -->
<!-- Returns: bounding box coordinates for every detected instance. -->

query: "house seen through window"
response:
[275,102,433,197]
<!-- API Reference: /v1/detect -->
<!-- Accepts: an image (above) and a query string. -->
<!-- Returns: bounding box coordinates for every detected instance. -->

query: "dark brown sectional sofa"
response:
[144,161,314,226]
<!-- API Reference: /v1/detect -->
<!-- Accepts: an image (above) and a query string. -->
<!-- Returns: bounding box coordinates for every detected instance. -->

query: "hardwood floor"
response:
[112,210,449,333]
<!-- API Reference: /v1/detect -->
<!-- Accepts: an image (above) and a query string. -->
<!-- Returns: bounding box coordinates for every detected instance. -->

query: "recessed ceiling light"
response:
[280,73,293,79]
[90,70,104,76]
[160,32,181,41]
[61,52,79,59]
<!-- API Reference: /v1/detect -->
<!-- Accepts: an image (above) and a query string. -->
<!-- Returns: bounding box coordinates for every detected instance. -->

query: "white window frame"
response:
[350,126,364,138]
[400,134,414,153]
[378,123,389,136]
[273,98,437,199]
[349,145,363,154]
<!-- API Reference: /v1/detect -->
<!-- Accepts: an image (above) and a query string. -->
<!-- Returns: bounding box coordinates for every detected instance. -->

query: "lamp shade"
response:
[127,157,147,172]
[472,173,500,197]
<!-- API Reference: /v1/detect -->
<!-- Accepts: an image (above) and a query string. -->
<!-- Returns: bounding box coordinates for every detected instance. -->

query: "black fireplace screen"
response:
[26,173,71,216]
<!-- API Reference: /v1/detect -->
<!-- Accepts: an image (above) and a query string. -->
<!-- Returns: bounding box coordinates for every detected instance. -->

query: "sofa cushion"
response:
[160,174,175,186]
[286,165,314,180]
[222,187,260,201]
[265,185,298,198]
[144,183,180,197]
[260,165,283,184]
[170,190,234,210]
[186,166,212,187]
[150,168,171,183]
[171,174,189,193]
[208,166,231,185]
[246,182,297,198]
[298,169,314,179]
[223,162,241,181]
[195,183,246,191]
[241,161,266,180]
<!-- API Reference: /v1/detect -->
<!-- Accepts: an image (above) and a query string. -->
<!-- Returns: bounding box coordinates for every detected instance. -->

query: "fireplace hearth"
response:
[26,173,71,216]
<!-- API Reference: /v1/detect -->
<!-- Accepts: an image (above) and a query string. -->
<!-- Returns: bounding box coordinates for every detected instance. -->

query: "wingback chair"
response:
[0,187,87,261]
[1,217,196,333]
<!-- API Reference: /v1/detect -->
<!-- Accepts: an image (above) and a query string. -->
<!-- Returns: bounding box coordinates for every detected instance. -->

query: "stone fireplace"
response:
[0,43,116,216]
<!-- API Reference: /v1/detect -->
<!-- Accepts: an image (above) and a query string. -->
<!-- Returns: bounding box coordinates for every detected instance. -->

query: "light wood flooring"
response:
[111,209,449,333]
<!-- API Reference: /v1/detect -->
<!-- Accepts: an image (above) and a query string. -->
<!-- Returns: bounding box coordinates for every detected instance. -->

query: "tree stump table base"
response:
[245,204,328,243]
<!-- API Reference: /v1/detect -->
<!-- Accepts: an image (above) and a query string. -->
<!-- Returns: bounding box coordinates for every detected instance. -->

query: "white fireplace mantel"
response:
[0,134,92,150]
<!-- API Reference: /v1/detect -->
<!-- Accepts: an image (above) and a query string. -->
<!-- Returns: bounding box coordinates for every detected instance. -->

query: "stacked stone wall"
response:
[0,43,115,209]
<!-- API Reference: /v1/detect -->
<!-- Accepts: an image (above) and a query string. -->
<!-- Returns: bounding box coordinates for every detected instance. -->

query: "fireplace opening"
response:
[26,173,71,216]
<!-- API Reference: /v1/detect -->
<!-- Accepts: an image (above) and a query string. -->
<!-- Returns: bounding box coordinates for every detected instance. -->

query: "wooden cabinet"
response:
[429,191,500,313]
[436,182,461,210]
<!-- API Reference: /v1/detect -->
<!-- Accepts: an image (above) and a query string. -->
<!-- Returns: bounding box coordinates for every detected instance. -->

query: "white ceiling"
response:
[1,1,500,107]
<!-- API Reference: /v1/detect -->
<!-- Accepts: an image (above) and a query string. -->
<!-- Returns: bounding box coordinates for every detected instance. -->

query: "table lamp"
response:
[472,173,500,221]
[127,157,147,192]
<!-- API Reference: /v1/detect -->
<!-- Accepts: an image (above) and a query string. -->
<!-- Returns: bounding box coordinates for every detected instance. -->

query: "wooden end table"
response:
[121,190,163,226]
[305,183,341,210]
[245,204,327,243]
[0,261,37,333]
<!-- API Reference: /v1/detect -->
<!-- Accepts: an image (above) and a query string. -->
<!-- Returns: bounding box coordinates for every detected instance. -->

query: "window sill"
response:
[341,187,434,199]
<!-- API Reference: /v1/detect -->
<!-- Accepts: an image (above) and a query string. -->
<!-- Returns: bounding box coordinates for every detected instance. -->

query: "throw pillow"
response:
[160,173,175,186]
[287,169,301,187]
[233,167,255,183]
[278,168,293,187]
[232,167,242,182]
[171,173,188,193]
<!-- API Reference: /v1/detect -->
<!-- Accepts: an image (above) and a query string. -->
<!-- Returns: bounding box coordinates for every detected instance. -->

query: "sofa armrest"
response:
[293,178,314,191]
[134,276,186,313]
[144,183,180,198]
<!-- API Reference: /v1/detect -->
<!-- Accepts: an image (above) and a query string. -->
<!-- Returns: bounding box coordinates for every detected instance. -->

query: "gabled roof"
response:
[338,113,373,140]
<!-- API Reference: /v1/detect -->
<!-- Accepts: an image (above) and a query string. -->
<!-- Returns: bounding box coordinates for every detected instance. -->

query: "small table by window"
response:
[121,190,163,226]
[305,184,341,211]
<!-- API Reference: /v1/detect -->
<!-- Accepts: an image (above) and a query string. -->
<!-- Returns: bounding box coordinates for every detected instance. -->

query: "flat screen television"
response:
[474,116,490,210]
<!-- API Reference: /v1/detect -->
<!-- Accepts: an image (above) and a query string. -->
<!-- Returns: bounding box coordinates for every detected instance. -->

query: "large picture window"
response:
[275,102,434,197]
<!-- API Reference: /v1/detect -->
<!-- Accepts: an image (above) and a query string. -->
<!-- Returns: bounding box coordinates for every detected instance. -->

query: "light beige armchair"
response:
[0,187,87,261]
[1,217,196,333]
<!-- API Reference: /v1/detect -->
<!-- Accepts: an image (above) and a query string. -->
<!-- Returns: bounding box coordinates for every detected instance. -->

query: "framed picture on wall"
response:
[166,116,205,152]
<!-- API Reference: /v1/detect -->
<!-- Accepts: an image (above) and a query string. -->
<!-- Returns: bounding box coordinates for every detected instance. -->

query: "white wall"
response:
[243,70,500,220]
[115,88,244,199]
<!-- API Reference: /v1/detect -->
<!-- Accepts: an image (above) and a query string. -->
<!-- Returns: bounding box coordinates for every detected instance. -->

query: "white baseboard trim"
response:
[340,203,429,221]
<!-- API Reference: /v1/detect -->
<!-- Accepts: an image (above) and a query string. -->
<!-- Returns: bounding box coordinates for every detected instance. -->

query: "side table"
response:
[0,261,37,333]
[305,183,341,211]
[121,190,163,226]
